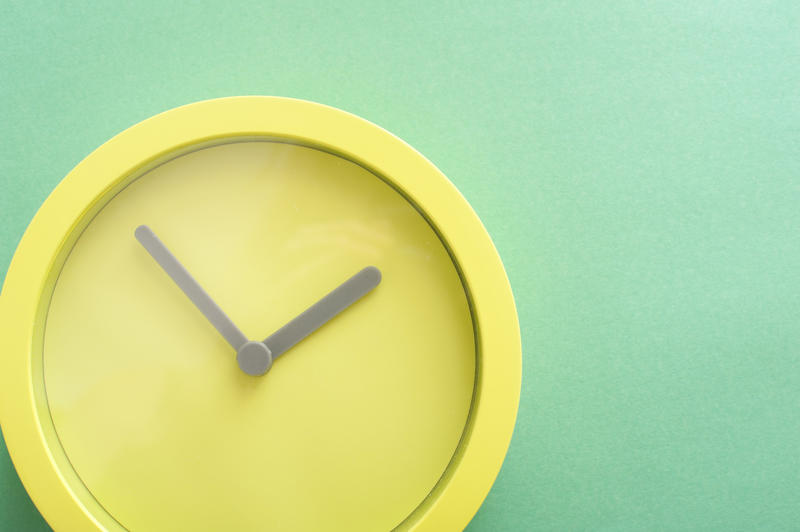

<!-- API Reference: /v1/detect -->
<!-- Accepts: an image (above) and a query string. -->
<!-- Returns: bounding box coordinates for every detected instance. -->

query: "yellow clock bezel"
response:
[0,96,521,531]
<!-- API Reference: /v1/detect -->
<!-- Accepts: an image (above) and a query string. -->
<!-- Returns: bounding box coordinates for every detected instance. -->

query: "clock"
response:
[0,97,521,531]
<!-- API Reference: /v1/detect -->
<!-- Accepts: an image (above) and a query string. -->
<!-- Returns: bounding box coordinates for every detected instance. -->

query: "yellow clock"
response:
[0,97,520,531]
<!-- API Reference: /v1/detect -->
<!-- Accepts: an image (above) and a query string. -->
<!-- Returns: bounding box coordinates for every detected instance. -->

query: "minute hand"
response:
[135,225,249,351]
[264,266,381,358]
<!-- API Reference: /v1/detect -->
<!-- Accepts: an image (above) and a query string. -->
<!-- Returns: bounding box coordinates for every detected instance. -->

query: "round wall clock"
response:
[0,97,521,531]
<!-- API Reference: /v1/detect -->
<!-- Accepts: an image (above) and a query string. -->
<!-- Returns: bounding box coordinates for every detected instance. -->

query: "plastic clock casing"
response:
[0,96,521,531]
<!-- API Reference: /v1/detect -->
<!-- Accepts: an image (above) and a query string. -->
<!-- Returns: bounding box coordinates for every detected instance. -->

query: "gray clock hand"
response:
[263,266,381,359]
[135,225,249,351]
[238,266,382,377]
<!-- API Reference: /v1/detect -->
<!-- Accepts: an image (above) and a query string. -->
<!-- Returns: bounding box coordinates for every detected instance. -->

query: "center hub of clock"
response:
[236,341,273,376]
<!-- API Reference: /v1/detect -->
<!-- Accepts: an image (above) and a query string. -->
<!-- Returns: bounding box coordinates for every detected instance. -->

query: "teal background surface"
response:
[2,1,800,530]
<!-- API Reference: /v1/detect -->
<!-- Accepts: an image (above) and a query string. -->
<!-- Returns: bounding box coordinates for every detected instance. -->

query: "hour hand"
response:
[135,225,249,351]
[263,266,381,359]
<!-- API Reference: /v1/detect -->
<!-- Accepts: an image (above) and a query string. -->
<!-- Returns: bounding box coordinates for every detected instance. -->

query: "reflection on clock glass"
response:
[42,141,476,531]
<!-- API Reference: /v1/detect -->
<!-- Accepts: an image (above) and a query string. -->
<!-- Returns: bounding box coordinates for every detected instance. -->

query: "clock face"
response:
[41,140,476,530]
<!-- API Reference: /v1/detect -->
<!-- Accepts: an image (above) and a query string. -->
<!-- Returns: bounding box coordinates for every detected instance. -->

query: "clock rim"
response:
[0,96,521,532]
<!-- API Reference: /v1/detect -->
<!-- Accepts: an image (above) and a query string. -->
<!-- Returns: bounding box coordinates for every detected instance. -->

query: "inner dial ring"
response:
[41,139,477,532]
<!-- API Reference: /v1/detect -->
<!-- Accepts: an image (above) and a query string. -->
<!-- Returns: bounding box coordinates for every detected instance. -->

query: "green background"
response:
[2,1,799,530]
